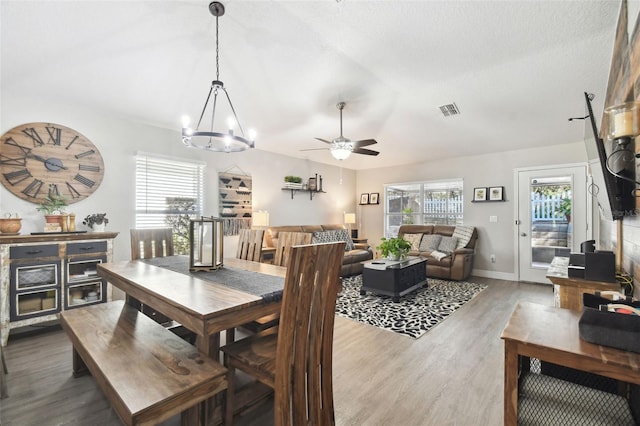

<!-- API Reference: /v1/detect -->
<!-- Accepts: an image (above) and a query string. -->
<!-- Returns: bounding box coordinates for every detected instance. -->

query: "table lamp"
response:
[344,212,356,238]
[252,211,270,229]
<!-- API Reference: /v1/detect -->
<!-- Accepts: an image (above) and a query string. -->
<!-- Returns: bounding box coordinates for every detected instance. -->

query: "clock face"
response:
[0,122,104,204]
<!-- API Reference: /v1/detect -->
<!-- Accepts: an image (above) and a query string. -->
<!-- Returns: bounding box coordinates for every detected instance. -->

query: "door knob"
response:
[520,232,527,237]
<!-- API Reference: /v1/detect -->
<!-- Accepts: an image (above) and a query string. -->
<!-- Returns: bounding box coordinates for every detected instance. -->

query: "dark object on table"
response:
[568,253,585,278]
[580,239,596,253]
[579,293,640,353]
[584,251,616,283]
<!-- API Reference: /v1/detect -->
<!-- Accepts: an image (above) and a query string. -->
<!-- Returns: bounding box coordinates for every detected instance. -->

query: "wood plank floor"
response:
[0,277,553,425]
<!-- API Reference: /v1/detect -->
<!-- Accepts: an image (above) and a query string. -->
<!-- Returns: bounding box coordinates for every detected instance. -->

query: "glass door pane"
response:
[529,176,572,269]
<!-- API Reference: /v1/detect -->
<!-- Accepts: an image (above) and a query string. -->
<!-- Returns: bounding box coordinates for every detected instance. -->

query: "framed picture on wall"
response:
[473,187,487,202]
[489,186,504,201]
[370,192,379,204]
[360,193,370,205]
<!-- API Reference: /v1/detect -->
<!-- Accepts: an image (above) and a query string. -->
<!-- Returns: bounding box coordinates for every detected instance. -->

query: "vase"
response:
[92,223,106,233]
[0,218,22,234]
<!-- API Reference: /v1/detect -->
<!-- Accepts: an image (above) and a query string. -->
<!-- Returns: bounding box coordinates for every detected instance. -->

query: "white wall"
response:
[356,142,587,280]
[0,93,358,261]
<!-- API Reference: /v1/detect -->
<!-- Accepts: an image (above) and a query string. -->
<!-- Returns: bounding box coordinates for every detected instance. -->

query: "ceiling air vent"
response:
[439,103,460,117]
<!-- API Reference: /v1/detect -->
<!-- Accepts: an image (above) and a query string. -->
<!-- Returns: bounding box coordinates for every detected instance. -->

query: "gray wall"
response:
[356,142,586,280]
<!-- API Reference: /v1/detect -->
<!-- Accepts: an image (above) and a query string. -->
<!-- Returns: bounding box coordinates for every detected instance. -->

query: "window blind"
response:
[135,153,204,229]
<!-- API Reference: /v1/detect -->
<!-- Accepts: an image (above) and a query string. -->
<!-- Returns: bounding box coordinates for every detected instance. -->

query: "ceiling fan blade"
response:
[300,148,329,152]
[353,139,377,148]
[314,137,333,145]
[353,147,380,156]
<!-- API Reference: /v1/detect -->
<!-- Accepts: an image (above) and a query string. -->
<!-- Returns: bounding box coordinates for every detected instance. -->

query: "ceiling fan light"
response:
[331,146,351,160]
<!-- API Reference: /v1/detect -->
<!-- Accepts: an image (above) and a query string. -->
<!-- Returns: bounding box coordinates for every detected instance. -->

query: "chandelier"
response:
[182,1,255,153]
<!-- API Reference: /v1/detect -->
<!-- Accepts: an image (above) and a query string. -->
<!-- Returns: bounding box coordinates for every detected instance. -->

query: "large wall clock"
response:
[0,122,104,204]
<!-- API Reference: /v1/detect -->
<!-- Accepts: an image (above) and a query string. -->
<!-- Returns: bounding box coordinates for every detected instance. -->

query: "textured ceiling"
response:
[1,0,622,170]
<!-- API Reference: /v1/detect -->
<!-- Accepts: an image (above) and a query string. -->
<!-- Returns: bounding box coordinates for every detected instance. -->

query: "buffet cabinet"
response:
[0,232,118,346]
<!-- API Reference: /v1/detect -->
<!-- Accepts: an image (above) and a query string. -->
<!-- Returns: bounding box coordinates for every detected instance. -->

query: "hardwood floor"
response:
[0,277,553,425]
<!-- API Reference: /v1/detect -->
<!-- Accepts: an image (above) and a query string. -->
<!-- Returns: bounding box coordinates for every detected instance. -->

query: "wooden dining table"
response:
[97,257,286,358]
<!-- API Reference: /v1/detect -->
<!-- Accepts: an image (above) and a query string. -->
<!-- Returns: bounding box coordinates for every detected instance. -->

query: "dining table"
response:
[96,256,286,358]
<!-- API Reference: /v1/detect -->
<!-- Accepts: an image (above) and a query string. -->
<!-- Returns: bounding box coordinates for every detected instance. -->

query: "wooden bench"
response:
[60,301,227,426]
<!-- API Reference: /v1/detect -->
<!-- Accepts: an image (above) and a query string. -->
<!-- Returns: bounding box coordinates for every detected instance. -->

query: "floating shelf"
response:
[281,188,326,200]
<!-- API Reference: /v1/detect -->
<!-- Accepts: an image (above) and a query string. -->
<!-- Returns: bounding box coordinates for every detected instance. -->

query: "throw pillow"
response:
[311,229,355,251]
[403,233,423,251]
[452,226,475,249]
[430,250,449,261]
[437,236,458,254]
[419,234,442,251]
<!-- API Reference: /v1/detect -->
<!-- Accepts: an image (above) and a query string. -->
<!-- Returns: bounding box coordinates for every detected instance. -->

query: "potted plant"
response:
[376,236,412,261]
[36,194,68,226]
[284,176,302,184]
[83,213,109,232]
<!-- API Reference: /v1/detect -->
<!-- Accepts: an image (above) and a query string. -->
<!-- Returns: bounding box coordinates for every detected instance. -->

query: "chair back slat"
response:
[274,241,344,426]
[236,229,265,262]
[130,228,174,260]
[273,232,312,267]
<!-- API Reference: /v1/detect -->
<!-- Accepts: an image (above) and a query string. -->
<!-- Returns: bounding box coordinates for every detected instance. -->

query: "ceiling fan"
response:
[303,102,380,160]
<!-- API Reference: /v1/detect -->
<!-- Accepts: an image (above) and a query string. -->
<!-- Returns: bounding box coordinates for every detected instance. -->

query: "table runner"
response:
[142,256,284,302]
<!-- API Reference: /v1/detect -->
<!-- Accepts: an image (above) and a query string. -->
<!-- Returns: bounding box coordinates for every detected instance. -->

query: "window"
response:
[135,153,204,253]
[384,179,463,237]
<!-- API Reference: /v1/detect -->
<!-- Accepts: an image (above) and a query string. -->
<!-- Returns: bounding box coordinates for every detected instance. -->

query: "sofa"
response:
[397,224,477,280]
[264,224,373,276]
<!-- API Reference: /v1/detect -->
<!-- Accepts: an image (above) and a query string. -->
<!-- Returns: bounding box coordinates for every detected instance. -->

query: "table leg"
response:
[503,341,518,426]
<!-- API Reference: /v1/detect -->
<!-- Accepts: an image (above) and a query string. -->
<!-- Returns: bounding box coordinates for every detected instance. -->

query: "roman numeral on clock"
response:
[66,182,81,199]
[75,150,95,159]
[74,174,95,188]
[65,135,79,150]
[3,168,31,185]
[46,126,62,145]
[0,153,27,166]
[78,164,100,172]
[5,137,31,156]
[48,183,60,197]
[22,128,45,146]
[22,178,44,198]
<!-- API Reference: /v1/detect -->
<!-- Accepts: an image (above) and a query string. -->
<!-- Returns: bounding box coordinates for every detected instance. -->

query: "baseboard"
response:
[471,269,518,281]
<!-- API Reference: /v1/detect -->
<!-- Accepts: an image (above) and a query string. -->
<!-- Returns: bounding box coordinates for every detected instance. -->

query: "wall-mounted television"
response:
[583,92,636,221]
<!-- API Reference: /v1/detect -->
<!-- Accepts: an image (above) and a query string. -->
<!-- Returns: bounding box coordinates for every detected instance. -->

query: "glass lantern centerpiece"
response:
[189,216,224,272]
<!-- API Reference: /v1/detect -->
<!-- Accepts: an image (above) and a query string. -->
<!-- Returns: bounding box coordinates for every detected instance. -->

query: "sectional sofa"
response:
[264,224,373,276]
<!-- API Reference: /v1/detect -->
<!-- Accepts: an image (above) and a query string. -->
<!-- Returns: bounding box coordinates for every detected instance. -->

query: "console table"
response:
[0,232,118,346]
[546,256,620,311]
[501,302,640,425]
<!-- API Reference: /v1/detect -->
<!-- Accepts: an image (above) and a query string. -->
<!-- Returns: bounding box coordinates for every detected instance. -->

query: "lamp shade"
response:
[344,213,356,225]
[253,211,270,228]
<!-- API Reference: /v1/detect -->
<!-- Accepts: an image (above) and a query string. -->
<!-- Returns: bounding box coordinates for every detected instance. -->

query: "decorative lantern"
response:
[189,216,224,272]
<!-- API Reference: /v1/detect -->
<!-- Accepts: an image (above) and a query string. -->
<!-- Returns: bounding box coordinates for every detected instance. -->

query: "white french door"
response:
[516,165,589,283]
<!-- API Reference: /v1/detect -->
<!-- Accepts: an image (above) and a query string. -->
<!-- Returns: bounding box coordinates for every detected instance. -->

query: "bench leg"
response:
[72,347,90,378]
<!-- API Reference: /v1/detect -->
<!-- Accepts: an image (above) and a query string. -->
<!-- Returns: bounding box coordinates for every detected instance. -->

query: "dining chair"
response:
[273,231,313,267]
[235,228,264,262]
[130,228,174,260]
[226,228,271,343]
[221,241,345,425]
[129,228,194,342]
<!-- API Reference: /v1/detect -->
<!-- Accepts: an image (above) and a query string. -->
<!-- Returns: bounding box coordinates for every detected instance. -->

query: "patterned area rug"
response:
[336,275,487,339]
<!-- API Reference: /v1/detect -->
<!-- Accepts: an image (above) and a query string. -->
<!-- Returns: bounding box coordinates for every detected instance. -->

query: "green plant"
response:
[36,194,67,215]
[284,175,302,183]
[82,213,109,229]
[556,198,571,220]
[402,207,414,224]
[376,236,411,259]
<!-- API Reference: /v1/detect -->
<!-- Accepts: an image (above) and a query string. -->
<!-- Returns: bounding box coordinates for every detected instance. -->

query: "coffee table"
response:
[361,257,427,302]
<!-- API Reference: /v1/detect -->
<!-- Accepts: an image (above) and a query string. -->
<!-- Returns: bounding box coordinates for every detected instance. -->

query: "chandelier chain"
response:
[215,15,220,81]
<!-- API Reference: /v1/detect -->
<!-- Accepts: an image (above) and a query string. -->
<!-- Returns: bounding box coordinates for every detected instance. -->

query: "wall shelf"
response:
[281,188,326,200]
